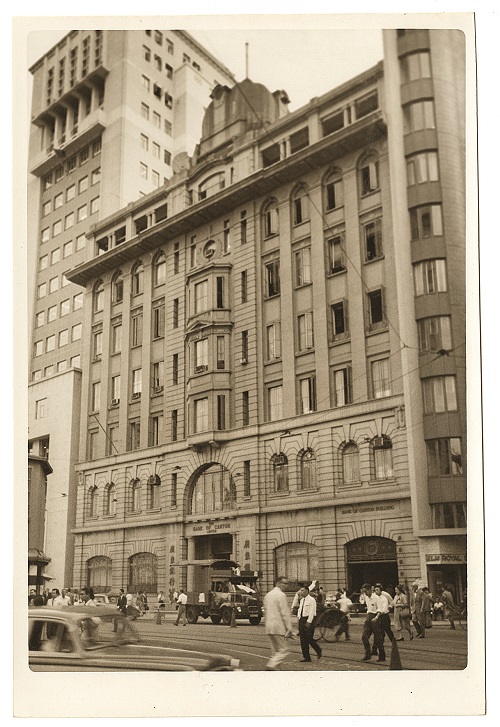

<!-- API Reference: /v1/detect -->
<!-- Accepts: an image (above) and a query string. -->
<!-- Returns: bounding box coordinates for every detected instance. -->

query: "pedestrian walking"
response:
[411,581,424,637]
[157,590,166,611]
[359,583,385,662]
[174,589,187,625]
[297,587,322,662]
[422,587,433,629]
[335,591,352,641]
[441,585,456,630]
[117,588,127,614]
[263,576,293,671]
[374,584,395,650]
[393,585,413,641]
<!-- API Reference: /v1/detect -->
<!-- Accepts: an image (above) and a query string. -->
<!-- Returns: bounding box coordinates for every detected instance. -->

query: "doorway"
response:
[345,537,398,595]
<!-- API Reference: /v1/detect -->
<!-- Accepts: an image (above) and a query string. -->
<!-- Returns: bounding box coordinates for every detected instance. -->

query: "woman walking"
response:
[393,585,413,641]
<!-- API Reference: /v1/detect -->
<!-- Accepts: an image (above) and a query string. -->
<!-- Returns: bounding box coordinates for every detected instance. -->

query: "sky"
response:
[26,23,384,113]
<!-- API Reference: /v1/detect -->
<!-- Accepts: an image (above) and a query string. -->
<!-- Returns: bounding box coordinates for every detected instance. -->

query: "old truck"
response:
[177,559,263,625]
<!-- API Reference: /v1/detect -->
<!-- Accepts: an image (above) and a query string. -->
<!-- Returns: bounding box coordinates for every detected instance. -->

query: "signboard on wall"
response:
[425,553,467,564]
[185,519,234,537]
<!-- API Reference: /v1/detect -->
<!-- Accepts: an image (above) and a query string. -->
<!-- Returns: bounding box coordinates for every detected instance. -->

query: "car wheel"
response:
[249,616,261,625]
[221,608,232,625]
[186,606,198,624]
[210,615,222,625]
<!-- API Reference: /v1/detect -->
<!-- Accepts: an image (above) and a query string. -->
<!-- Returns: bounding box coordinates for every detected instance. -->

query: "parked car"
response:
[28,605,241,671]
[92,593,110,605]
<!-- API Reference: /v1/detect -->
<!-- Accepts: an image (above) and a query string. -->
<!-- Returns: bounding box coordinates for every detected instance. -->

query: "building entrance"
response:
[346,537,398,595]
[194,533,233,561]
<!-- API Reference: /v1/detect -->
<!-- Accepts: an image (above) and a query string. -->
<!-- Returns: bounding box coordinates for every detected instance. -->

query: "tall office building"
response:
[27,29,235,589]
[65,29,466,602]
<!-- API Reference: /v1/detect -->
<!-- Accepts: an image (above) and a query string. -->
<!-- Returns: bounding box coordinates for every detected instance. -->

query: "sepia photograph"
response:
[11,4,487,719]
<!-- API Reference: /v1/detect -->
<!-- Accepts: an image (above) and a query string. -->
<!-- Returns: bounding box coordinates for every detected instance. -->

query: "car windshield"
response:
[78,613,140,650]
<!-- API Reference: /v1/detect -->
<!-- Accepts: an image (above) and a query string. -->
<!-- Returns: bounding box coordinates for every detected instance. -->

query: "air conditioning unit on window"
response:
[373,436,390,448]
[240,357,248,365]
[132,392,141,399]
[195,365,208,373]
[111,398,120,405]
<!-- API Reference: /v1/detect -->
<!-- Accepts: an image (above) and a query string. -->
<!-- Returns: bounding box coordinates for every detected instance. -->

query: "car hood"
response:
[81,642,240,671]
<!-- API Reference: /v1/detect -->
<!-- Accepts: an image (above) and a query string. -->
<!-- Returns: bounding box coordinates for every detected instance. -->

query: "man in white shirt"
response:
[264,576,293,670]
[297,587,322,662]
[53,589,72,607]
[374,584,395,649]
[359,583,385,662]
[174,589,188,625]
[335,592,352,641]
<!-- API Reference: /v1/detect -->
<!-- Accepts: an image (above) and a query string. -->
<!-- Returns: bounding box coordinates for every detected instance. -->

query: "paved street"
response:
[132,611,467,671]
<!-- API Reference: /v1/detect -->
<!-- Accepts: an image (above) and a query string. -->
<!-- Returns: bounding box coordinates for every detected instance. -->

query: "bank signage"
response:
[186,520,233,536]
[425,553,467,564]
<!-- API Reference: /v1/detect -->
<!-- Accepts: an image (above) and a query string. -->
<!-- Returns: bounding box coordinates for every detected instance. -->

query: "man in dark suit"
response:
[118,588,127,614]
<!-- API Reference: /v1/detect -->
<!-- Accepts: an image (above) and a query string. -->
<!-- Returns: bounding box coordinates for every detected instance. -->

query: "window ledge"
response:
[338,480,363,490]
[146,507,162,514]
[326,268,347,278]
[296,487,319,495]
[364,255,385,265]
[102,514,117,519]
[366,325,388,337]
[329,334,351,346]
[269,490,290,498]
[368,478,397,486]
[295,281,313,290]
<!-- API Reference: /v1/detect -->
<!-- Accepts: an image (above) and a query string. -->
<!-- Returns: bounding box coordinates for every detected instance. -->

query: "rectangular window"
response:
[423,376,458,414]
[190,238,197,268]
[410,205,443,240]
[58,329,68,347]
[46,335,55,352]
[173,298,179,327]
[328,235,346,274]
[216,277,224,308]
[223,219,231,253]
[91,381,100,411]
[401,51,431,83]
[47,305,56,321]
[173,243,180,274]
[41,227,50,243]
[35,311,45,328]
[267,323,281,360]
[35,398,47,419]
[71,323,82,342]
[217,336,225,369]
[268,385,283,421]
[34,340,43,357]
[414,259,448,295]
[57,361,67,373]
[194,281,208,313]
[90,197,100,214]
[407,151,439,185]
[300,376,316,414]
[93,330,102,358]
[217,395,226,430]
[331,300,349,340]
[355,91,378,118]
[195,338,208,372]
[240,211,247,244]
[172,353,179,385]
[91,167,100,185]
[37,283,47,299]
[149,415,163,447]
[77,204,87,222]
[70,355,81,368]
[139,162,148,180]
[427,438,463,477]
[333,366,352,407]
[361,161,379,195]
[141,102,149,120]
[131,313,143,346]
[367,289,385,329]
[63,241,72,258]
[106,426,118,456]
[171,473,178,507]
[75,234,85,251]
[111,323,122,354]
[39,254,48,271]
[42,200,51,216]
[326,178,343,210]
[66,184,76,202]
[49,276,59,293]
[431,502,467,529]
[153,112,161,128]
[195,398,209,432]
[153,361,164,391]
[264,259,280,297]
[241,330,249,363]
[241,270,248,303]
[243,461,251,497]
[371,358,391,399]
[298,312,314,351]
[73,293,83,310]
[78,176,88,193]
[60,299,70,316]
[404,99,436,132]
[132,369,142,397]
[50,248,60,265]
[171,410,178,441]
[295,247,312,286]
[128,421,141,451]
[322,109,344,137]
[152,170,160,187]
[153,303,165,339]
[418,316,453,352]
[242,392,249,426]
[363,218,383,261]
[88,430,98,460]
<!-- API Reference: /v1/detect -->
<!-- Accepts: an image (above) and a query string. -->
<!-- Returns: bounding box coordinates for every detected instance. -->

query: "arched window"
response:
[87,485,99,518]
[299,449,316,490]
[129,552,158,592]
[147,474,161,509]
[154,252,166,286]
[198,173,225,201]
[87,556,112,592]
[104,482,116,516]
[342,442,360,484]
[132,262,144,295]
[292,185,310,226]
[359,152,380,196]
[190,464,236,515]
[371,436,394,480]
[112,272,123,304]
[324,169,343,211]
[271,453,288,493]
[262,199,279,238]
[93,281,104,313]
[129,478,141,512]
[275,542,319,590]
